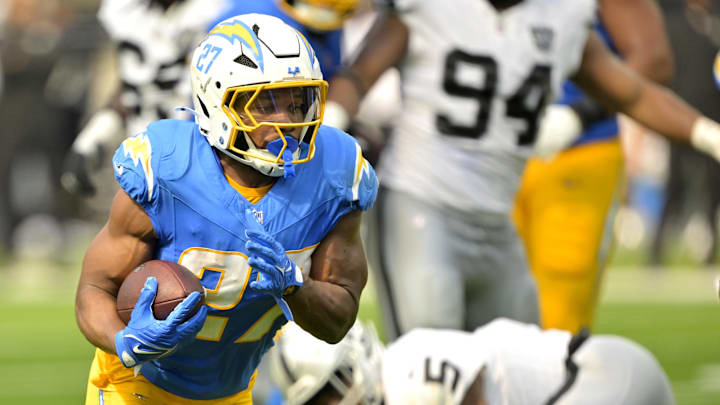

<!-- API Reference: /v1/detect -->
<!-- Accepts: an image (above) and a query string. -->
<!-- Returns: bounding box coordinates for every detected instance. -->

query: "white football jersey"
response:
[382,318,573,405]
[377,0,596,214]
[98,0,233,136]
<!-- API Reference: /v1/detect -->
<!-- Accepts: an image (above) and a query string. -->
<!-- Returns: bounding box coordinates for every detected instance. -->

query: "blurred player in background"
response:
[271,321,385,405]
[61,0,240,198]
[75,14,378,404]
[221,0,354,78]
[650,0,720,266]
[0,0,105,258]
[512,0,674,334]
[324,0,720,340]
[272,319,675,405]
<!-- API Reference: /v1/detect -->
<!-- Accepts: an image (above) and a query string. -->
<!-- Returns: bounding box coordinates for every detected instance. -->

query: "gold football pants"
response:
[85,349,255,405]
[513,139,624,334]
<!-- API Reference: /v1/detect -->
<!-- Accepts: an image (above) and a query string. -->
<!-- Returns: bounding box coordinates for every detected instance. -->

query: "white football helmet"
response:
[271,321,384,405]
[190,13,327,178]
[278,0,360,31]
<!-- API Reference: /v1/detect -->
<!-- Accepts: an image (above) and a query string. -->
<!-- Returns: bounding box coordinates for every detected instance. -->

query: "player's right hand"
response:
[114,277,207,368]
[61,150,97,197]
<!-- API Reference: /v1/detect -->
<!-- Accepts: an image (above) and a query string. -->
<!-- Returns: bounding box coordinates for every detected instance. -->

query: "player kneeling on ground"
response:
[272,319,675,405]
[75,13,378,404]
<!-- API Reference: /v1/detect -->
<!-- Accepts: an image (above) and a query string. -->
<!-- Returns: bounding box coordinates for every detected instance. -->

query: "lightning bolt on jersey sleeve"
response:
[320,125,379,212]
[109,119,377,400]
[112,120,183,240]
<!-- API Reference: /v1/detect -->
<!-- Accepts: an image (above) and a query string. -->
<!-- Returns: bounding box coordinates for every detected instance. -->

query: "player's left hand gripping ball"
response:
[115,277,208,368]
[244,209,303,321]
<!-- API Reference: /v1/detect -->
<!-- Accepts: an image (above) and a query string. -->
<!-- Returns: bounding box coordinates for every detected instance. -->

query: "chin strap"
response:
[267,137,299,179]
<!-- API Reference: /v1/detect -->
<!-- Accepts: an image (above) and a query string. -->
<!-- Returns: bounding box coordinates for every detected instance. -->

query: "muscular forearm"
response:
[326,75,366,123]
[325,13,408,128]
[75,283,126,353]
[288,277,360,343]
[623,50,674,85]
[621,81,699,143]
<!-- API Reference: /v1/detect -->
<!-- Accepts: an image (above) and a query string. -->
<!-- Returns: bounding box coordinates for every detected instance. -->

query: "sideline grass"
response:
[1,262,718,405]
[0,301,94,404]
[595,302,720,405]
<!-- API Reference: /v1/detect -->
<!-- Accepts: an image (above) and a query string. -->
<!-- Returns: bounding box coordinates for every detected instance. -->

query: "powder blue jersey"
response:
[213,1,343,79]
[112,119,378,400]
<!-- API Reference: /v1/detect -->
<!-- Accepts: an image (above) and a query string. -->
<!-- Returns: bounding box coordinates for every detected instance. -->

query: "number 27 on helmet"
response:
[190,13,328,178]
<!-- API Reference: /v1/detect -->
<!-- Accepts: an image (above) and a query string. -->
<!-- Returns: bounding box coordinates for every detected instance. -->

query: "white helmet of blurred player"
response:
[278,0,360,31]
[271,321,384,405]
[190,13,327,178]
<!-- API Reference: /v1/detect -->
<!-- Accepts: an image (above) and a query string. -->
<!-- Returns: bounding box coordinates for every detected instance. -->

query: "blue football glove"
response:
[244,209,304,321]
[115,277,208,368]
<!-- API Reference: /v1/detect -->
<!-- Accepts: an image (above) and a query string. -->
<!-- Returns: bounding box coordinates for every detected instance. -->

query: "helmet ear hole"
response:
[232,132,250,152]
[196,96,210,118]
[190,13,326,177]
[301,124,316,144]
[234,54,258,69]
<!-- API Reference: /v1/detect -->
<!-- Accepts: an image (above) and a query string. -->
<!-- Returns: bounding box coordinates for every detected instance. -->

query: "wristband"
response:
[690,116,720,160]
[323,100,351,131]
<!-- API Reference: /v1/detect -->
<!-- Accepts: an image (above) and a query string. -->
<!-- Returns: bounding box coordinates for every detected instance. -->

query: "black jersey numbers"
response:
[436,49,552,145]
[424,357,461,392]
[437,52,497,137]
[507,65,552,145]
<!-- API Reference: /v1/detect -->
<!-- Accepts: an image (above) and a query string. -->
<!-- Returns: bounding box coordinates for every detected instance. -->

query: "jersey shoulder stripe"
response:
[314,125,379,211]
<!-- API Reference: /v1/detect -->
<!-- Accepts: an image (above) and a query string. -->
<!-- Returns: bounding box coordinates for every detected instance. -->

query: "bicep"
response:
[600,0,673,83]
[573,31,646,113]
[309,210,368,304]
[80,189,156,294]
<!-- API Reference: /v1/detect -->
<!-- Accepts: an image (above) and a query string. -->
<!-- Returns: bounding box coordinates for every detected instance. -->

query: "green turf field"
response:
[1,259,718,404]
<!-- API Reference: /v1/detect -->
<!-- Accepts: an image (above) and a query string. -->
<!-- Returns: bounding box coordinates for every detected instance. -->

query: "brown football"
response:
[116,260,205,325]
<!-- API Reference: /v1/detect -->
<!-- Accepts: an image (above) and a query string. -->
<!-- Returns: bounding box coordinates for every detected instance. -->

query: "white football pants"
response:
[367,187,539,340]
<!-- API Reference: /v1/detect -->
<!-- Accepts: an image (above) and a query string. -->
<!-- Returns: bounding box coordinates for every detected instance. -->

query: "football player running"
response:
[324,0,720,339]
[272,319,675,405]
[61,0,239,197]
[75,14,378,405]
[513,0,674,334]
[187,2,368,402]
